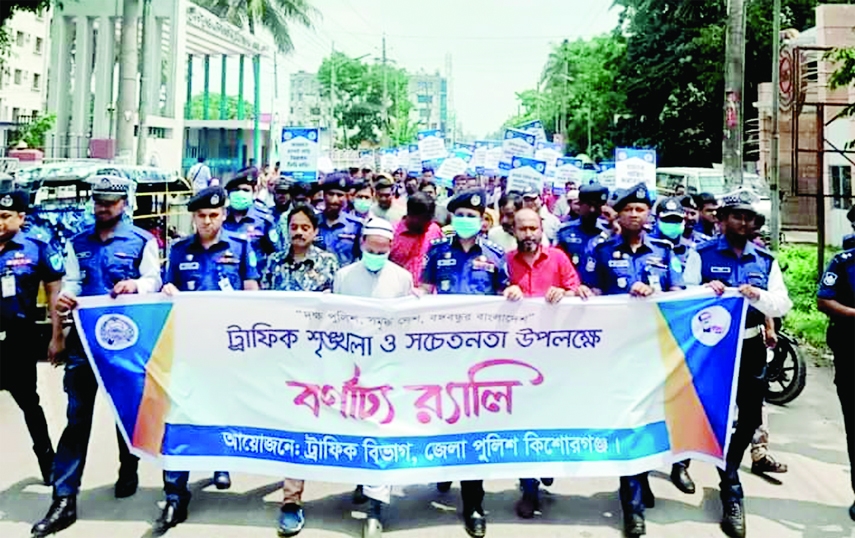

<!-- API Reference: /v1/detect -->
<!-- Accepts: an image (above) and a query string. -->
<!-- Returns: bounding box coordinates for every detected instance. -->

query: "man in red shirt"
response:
[503,208,592,519]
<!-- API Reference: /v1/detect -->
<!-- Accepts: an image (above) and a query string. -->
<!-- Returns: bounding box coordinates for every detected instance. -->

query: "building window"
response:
[15,31,24,47]
[32,73,41,91]
[12,108,20,122]
[831,165,852,210]
[35,37,43,54]
[14,70,22,85]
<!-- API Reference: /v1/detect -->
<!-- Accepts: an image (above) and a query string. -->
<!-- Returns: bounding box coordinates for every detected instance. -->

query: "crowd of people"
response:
[0,163,853,538]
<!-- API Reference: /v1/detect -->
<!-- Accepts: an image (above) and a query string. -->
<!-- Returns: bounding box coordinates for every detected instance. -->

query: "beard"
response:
[95,213,122,229]
[517,238,539,253]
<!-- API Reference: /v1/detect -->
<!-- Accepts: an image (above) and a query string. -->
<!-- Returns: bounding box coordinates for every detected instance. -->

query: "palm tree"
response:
[197,0,317,53]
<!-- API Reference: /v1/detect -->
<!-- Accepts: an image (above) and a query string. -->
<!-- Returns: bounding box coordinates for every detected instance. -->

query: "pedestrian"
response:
[420,188,509,537]
[487,192,524,252]
[351,180,375,221]
[223,176,276,266]
[817,240,855,522]
[689,191,793,538]
[32,176,163,538]
[187,156,212,193]
[554,183,610,269]
[695,192,719,238]
[582,183,685,537]
[502,207,592,518]
[419,179,450,225]
[520,186,560,243]
[390,192,443,286]
[551,180,579,219]
[316,173,362,267]
[371,174,406,225]
[152,186,260,534]
[0,186,62,486]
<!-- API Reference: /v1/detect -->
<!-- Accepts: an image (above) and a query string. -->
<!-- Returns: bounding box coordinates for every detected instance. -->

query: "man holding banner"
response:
[32,176,163,538]
[153,186,260,535]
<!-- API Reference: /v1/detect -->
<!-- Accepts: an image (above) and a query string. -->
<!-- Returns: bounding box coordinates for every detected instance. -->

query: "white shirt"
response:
[539,206,561,243]
[187,162,212,193]
[333,259,413,298]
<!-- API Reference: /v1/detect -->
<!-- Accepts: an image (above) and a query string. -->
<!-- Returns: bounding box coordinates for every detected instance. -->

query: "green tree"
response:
[0,1,51,27]
[196,0,316,53]
[10,113,55,149]
[187,93,253,120]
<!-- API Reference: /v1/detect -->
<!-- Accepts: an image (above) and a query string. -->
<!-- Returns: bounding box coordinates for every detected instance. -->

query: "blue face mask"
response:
[229,190,254,211]
[657,220,685,239]
[451,216,482,239]
[362,251,389,272]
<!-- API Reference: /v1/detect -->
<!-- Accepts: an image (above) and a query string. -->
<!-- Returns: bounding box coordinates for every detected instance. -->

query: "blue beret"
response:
[0,190,28,212]
[613,182,651,211]
[322,172,350,192]
[579,183,609,204]
[656,197,684,217]
[225,175,254,191]
[187,186,227,212]
[447,188,487,213]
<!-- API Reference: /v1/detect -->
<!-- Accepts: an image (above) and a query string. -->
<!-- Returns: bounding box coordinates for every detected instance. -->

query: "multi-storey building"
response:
[408,71,447,133]
[289,71,324,127]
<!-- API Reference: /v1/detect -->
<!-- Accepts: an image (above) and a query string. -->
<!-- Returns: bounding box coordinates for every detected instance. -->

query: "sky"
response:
[277,0,622,138]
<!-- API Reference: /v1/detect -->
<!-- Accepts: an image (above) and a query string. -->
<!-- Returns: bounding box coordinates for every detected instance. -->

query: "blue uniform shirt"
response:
[316,212,362,267]
[166,231,260,291]
[585,233,684,296]
[555,218,608,268]
[69,221,155,297]
[818,249,855,348]
[422,235,509,295]
[0,232,65,322]
[696,235,775,327]
[650,229,696,266]
[224,206,277,260]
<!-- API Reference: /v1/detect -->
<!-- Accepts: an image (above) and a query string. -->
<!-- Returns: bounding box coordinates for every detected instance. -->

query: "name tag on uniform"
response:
[711,266,732,274]
[608,259,630,268]
[565,237,582,244]
[472,261,495,272]
[77,251,92,259]
[1,274,15,298]
[437,259,457,267]
[339,234,356,240]
[178,262,200,270]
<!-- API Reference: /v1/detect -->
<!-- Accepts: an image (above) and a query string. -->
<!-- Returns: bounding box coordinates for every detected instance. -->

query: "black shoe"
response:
[464,511,486,538]
[623,512,646,537]
[515,492,539,519]
[114,472,139,498]
[540,478,554,486]
[849,501,855,522]
[352,485,368,505]
[213,471,231,490]
[436,481,452,493]
[750,455,787,475]
[670,464,696,494]
[31,496,77,537]
[720,500,746,538]
[37,449,55,486]
[153,499,188,535]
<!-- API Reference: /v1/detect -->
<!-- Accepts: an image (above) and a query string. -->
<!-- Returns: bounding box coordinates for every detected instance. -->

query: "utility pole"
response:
[381,33,388,147]
[115,0,140,162]
[587,106,592,154]
[135,0,152,165]
[770,0,782,250]
[723,0,747,190]
[330,42,337,149]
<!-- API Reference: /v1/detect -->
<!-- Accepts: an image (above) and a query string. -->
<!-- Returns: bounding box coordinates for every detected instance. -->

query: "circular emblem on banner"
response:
[94,314,139,351]
[691,306,732,347]
[779,47,794,110]
[308,131,317,141]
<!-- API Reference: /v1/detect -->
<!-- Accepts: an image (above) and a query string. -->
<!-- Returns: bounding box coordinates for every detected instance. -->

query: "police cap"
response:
[680,194,699,211]
[718,190,756,216]
[578,183,609,205]
[0,190,28,212]
[373,174,394,191]
[90,175,131,201]
[447,188,487,214]
[224,175,254,192]
[521,186,540,200]
[187,186,227,212]
[322,172,350,193]
[274,177,293,193]
[656,197,685,218]
[613,182,651,211]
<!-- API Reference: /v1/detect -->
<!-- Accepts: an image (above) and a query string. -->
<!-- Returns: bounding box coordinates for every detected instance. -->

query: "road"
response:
[0,361,853,538]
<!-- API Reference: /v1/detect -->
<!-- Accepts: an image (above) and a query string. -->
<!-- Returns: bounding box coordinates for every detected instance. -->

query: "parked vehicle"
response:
[765,327,807,406]
[655,167,771,223]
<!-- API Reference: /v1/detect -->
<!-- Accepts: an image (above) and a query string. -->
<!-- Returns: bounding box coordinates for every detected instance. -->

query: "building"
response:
[288,71,324,127]
[0,8,51,154]
[408,71,447,133]
[754,3,855,244]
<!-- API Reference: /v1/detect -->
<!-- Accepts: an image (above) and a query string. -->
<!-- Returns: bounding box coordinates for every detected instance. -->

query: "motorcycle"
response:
[765,324,807,406]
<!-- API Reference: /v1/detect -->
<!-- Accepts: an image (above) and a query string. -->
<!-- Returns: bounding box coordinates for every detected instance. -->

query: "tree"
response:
[10,113,56,149]
[196,0,316,53]
[186,93,253,120]
[0,1,51,27]
[316,52,414,148]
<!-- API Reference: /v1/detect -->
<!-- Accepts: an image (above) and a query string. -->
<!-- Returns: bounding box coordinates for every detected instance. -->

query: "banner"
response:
[518,120,547,143]
[507,156,547,193]
[502,128,536,162]
[418,130,447,162]
[615,148,657,190]
[279,128,319,183]
[74,289,746,485]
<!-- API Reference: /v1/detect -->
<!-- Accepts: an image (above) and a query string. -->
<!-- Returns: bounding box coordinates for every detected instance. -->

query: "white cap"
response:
[362,217,394,240]
[567,188,579,200]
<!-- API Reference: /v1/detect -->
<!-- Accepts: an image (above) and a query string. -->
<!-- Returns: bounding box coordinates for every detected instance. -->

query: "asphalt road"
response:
[0,361,853,538]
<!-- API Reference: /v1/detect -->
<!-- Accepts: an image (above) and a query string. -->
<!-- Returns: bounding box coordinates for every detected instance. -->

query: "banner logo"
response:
[95,314,139,351]
[691,306,731,346]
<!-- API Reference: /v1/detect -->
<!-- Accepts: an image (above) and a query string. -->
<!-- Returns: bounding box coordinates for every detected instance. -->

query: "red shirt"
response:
[507,246,580,297]
[390,219,444,286]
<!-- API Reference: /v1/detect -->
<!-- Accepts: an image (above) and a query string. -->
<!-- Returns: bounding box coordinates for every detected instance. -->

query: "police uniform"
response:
[316,175,362,267]
[33,176,163,538]
[554,183,610,268]
[694,192,792,537]
[156,187,260,533]
[583,184,683,536]
[818,249,855,501]
[223,177,277,266]
[0,189,61,484]
[420,189,507,537]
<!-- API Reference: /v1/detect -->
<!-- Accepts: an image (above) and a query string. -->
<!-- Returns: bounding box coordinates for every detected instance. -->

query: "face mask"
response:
[229,191,253,211]
[362,251,389,272]
[452,216,482,239]
[353,198,372,214]
[657,220,684,239]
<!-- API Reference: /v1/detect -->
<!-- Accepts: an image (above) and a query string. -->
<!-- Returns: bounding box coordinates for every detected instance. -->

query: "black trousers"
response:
[832,343,855,496]
[0,320,53,457]
[460,480,485,515]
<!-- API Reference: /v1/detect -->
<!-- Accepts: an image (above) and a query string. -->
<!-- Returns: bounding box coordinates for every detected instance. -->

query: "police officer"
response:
[0,187,62,485]
[583,183,684,537]
[689,192,792,538]
[679,194,712,245]
[316,172,362,267]
[223,176,276,266]
[153,186,260,534]
[32,176,163,537]
[554,182,609,269]
[818,240,855,521]
[420,188,509,538]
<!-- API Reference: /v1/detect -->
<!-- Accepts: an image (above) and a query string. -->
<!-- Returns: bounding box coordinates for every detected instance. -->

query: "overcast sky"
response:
[276,0,621,138]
